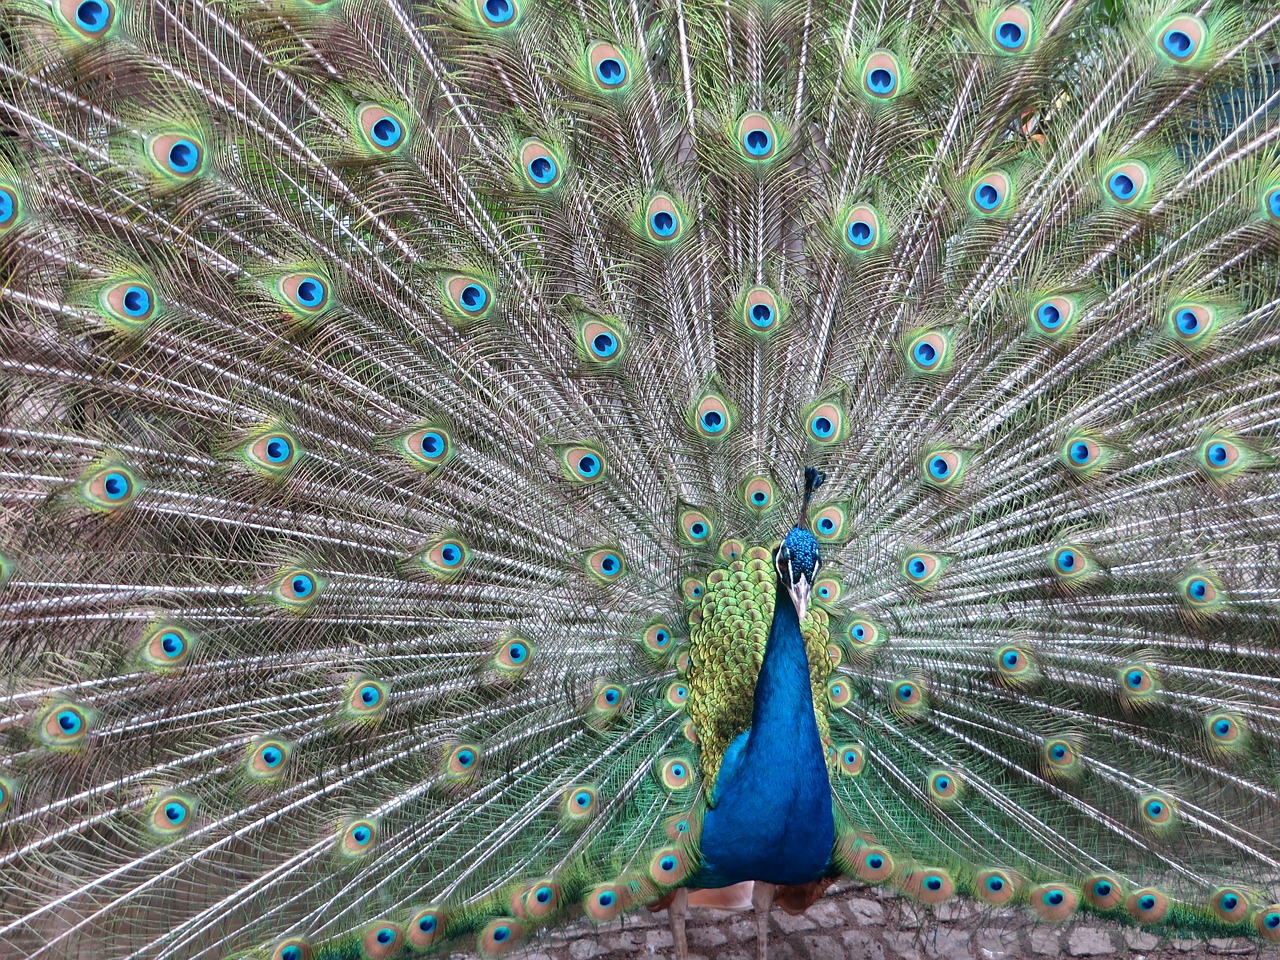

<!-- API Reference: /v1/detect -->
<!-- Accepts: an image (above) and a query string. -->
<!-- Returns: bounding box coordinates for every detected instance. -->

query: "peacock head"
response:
[774,466,827,622]
[775,527,821,622]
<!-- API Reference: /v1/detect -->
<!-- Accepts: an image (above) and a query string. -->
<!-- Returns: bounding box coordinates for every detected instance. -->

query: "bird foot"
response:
[669,886,689,960]
[753,881,776,960]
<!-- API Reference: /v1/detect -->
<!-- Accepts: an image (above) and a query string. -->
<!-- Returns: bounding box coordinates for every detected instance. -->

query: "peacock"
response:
[2,0,1280,956]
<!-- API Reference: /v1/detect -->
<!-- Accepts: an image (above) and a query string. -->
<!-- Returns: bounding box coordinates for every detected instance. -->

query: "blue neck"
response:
[692,578,835,888]
[747,580,822,766]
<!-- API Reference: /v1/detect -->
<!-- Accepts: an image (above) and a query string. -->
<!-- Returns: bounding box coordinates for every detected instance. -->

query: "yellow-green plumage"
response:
[686,544,833,795]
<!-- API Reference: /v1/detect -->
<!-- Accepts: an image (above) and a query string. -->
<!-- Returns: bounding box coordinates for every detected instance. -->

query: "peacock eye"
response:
[356,103,408,154]
[645,194,684,244]
[145,133,207,181]
[860,50,902,100]
[589,43,630,91]
[741,286,781,334]
[520,139,562,189]
[736,112,779,162]
[990,5,1034,53]
[444,275,493,321]
[401,427,455,470]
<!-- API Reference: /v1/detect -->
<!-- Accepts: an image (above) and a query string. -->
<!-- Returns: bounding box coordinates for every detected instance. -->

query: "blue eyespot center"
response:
[1126,669,1145,688]
[701,410,724,432]
[1051,744,1067,760]
[161,632,184,656]
[1094,881,1112,897]
[604,688,619,704]
[1188,579,1208,600]
[372,116,402,147]
[929,456,949,478]
[167,140,198,174]
[1207,442,1228,465]
[440,545,461,565]
[671,763,685,777]
[655,630,669,645]
[751,303,774,327]
[537,887,552,903]
[419,915,437,932]
[975,183,1001,209]
[598,892,616,907]
[601,555,619,574]
[1213,718,1232,737]
[122,285,151,317]
[509,643,527,662]
[690,522,706,538]
[457,749,475,766]
[752,491,768,504]
[291,575,313,597]
[577,455,599,477]
[744,129,772,156]
[591,333,617,357]
[867,854,885,869]
[1176,309,1200,334]
[1163,29,1192,56]
[651,211,676,237]
[1070,441,1092,464]
[988,876,1005,891]
[1269,189,1280,218]
[596,58,625,85]
[421,431,444,456]
[266,437,291,463]
[996,21,1023,47]
[1145,800,1164,818]
[57,710,81,733]
[376,928,395,945]
[103,472,130,500]
[296,278,325,307]
[909,559,926,577]
[913,341,937,365]
[460,284,487,311]
[925,876,943,892]
[352,825,371,844]
[935,777,950,791]
[661,856,677,871]
[76,0,109,31]
[1037,303,1062,328]
[1002,650,1019,668]
[575,791,591,806]
[1266,913,1280,929]
[1046,890,1065,906]
[1057,550,1076,571]
[484,0,512,22]
[1138,895,1157,911]
[898,684,914,700]
[847,220,873,246]
[867,68,894,93]
[262,746,283,766]
[1221,894,1239,910]
[281,946,303,960]
[812,416,834,438]
[0,188,14,224]
[1110,172,1135,199]
[359,685,381,705]
[492,926,509,942]
[528,156,556,183]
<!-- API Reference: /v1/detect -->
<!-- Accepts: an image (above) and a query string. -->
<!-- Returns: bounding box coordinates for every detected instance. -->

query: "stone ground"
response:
[447,883,1280,960]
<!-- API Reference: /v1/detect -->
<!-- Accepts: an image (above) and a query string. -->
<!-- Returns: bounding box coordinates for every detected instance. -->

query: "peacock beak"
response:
[789,574,813,623]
